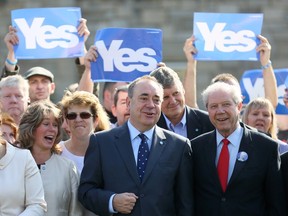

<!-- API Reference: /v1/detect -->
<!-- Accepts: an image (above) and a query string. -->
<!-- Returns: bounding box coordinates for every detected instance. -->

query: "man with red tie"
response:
[191,81,286,216]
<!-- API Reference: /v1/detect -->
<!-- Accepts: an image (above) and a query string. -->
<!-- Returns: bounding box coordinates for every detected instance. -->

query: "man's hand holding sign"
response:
[11,7,84,59]
[193,13,263,61]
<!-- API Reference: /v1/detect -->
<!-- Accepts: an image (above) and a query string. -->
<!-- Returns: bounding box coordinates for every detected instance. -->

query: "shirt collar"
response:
[127,120,155,141]
[216,123,243,147]
[163,108,187,127]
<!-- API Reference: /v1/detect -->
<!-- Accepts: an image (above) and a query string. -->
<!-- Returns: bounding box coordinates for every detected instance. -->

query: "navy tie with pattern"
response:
[137,133,150,181]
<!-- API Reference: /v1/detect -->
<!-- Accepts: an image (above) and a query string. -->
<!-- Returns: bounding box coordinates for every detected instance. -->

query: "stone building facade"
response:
[0,0,288,109]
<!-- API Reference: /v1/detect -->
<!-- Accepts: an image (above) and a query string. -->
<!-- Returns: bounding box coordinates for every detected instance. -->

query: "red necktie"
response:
[217,138,230,192]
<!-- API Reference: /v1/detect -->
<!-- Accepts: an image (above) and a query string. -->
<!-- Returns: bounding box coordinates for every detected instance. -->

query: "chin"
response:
[255,127,265,132]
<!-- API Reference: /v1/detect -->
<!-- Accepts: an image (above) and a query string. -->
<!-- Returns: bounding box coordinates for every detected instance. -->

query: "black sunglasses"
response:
[66,112,94,120]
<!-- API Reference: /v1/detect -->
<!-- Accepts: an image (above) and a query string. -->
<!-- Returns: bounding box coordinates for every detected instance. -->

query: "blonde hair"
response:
[242,97,277,140]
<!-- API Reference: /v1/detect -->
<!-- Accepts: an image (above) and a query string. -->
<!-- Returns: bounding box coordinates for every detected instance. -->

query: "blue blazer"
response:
[78,123,194,216]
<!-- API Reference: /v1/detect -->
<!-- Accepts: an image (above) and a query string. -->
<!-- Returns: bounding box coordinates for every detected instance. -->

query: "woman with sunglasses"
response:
[59,91,110,174]
[17,100,84,215]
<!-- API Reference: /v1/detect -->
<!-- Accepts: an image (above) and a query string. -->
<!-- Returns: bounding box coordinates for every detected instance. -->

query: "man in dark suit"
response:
[281,151,288,213]
[78,75,194,216]
[150,66,214,140]
[191,81,286,216]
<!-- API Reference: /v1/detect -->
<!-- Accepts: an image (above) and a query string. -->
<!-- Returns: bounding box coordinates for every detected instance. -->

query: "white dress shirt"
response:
[216,124,243,181]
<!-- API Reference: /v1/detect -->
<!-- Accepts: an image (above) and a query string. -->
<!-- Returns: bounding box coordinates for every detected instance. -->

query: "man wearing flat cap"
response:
[23,67,55,103]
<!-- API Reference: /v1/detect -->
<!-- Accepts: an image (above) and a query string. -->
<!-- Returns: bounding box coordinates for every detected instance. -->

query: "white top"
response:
[59,141,98,216]
[59,141,84,174]
[0,143,47,216]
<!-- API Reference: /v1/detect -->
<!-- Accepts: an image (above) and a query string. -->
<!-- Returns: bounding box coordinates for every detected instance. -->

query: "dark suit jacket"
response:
[78,123,194,216]
[281,151,288,213]
[157,105,214,140]
[191,122,286,216]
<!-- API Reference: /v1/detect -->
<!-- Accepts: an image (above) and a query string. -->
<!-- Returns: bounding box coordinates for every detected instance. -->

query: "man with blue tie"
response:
[191,81,286,216]
[78,75,194,216]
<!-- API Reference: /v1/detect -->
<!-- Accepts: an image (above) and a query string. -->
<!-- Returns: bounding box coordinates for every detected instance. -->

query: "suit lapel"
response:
[186,107,194,140]
[228,124,252,187]
[113,124,141,185]
[186,106,200,140]
[205,131,221,187]
[157,113,169,130]
[142,126,166,184]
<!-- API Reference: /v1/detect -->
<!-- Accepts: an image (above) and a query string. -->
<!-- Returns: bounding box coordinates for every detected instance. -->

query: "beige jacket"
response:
[0,143,47,215]
[39,153,84,216]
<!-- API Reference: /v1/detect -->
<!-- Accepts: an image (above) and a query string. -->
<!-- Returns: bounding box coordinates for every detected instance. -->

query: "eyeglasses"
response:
[66,112,94,120]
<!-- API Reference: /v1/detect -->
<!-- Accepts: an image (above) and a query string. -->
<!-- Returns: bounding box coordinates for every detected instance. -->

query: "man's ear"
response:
[237,102,243,112]
[50,82,56,94]
[126,97,131,110]
[111,104,117,117]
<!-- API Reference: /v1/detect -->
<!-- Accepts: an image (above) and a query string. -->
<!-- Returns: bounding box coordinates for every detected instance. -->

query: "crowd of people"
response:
[1,16,288,216]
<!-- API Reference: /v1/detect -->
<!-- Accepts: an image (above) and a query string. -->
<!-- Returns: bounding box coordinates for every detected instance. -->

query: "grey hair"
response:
[150,66,183,91]
[0,75,29,99]
[202,82,242,108]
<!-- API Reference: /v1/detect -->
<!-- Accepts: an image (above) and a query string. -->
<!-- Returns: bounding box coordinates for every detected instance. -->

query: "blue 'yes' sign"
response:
[240,69,288,114]
[91,28,162,82]
[193,13,263,61]
[11,7,84,59]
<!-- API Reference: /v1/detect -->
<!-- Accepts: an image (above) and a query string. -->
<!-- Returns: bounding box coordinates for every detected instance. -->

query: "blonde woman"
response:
[242,97,288,154]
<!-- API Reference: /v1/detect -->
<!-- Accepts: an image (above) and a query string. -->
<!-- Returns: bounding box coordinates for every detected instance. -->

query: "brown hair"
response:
[61,91,110,132]
[1,112,18,141]
[18,100,62,154]
[0,111,6,145]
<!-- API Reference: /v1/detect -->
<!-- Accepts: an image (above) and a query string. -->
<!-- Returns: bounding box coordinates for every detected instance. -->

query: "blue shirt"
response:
[163,110,187,138]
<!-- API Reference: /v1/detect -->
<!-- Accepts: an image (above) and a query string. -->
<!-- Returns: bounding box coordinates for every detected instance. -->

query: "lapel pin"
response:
[237,151,248,162]
[159,140,164,145]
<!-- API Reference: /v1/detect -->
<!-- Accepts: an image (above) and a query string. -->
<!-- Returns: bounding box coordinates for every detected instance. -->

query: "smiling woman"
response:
[242,97,288,154]
[17,100,85,216]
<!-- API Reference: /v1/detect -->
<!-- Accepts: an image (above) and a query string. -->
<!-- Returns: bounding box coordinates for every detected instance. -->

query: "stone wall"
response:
[0,0,288,107]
